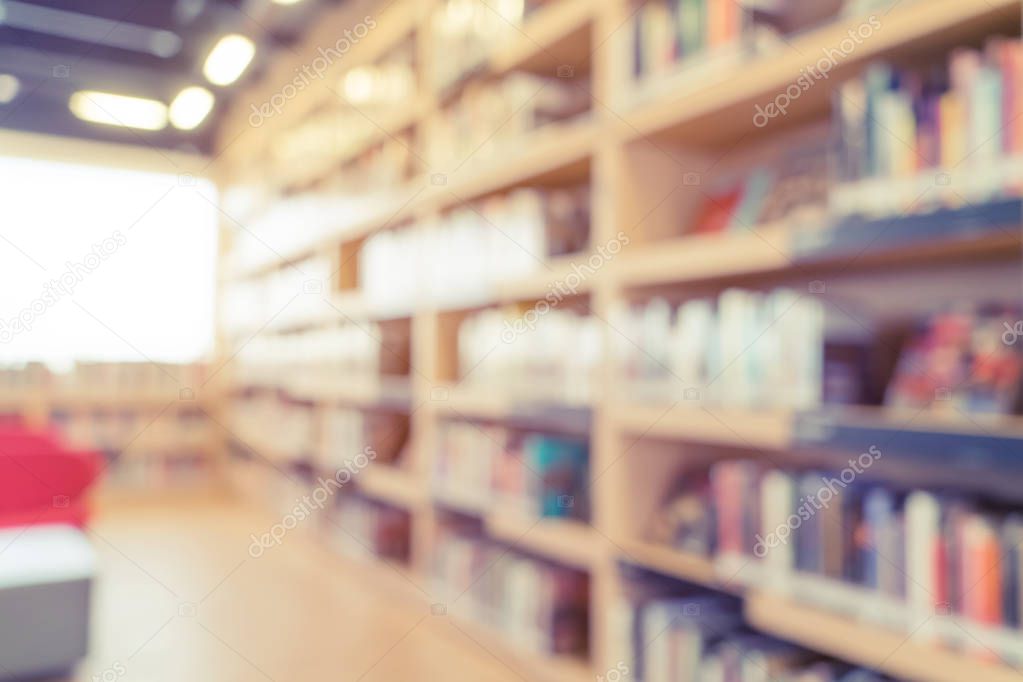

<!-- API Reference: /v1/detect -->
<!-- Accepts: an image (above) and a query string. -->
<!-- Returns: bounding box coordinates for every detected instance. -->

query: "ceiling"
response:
[0,0,338,153]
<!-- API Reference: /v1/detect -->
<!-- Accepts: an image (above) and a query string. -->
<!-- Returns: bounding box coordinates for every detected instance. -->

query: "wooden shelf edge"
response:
[613,226,792,289]
[618,540,729,591]
[746,591,1023,682]
[357,465,427,508]
[485,514,599,570]
[612,404,793,450]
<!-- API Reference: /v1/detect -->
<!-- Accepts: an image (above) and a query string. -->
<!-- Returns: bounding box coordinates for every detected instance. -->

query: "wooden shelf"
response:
[288,376,414,410]
[420,118,596,212]
[485,513,599,570]
[747,591,1023,682]
[213,0,1023,676]
[356,465,427,508]
[432,386,593,435]
[612,403,792,450]
[618,540,730,592]
[431,484,490,516]
[621,0,1020,145]
[613,225,793,289]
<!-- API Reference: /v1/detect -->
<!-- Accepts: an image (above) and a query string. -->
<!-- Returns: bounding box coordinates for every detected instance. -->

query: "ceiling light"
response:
[0,75,20,104]
[203,34,255,86]
[169,86,214,130]
[271,0,305,4]
[69,91,168,131]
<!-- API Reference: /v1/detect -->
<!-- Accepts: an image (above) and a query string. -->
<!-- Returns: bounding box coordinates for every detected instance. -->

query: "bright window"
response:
[0,156,218,369]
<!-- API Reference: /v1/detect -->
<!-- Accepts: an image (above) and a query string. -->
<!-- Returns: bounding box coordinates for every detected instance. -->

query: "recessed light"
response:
[0,75,20,104]
[69,91,168,131]
[169,86,215,130]
[203,34,255,86]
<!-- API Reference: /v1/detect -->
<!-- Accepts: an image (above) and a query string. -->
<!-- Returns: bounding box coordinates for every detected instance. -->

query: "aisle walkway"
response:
[54,495,523,682]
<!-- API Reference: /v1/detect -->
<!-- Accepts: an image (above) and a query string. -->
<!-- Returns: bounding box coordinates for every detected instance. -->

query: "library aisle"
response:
[2,0,1023,681]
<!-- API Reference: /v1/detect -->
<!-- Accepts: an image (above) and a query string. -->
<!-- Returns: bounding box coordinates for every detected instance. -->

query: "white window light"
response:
[68,90,168,131]
[203,34,255,86]
[169,86,215,130]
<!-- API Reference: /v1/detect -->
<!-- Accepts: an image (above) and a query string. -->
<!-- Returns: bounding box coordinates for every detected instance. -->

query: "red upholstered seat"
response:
[0,427,102,529]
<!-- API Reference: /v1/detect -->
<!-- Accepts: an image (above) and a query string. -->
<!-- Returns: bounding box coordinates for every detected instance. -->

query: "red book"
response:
[691,186,743,235]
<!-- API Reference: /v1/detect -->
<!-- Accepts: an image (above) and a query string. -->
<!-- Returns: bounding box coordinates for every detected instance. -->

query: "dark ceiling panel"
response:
[0,0,338,153]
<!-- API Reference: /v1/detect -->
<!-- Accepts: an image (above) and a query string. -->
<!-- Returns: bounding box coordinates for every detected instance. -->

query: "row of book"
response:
[232,392,410,469]
[658,458,1023,649]
[615,293,1023,416]
[835,39,1023,185]
[234,322,411,393]
[434,420,590,521]
[329,494,411,563]
[431,525,589,658]
[631,0,746,82]
[231,392,318,462]
[360,185,591,311]
[688,129,831,237]
[617,589,892,682]
[321,406,408,470]
[0,361,207,396]
[629,0,894,85]
[222,253,335,334]
[885,305,1023,416]
[52,407,210,455]
[103,451,210,490]
[458,308,601,404]
[270,43,417,172]
[423,72,590,172]
[428,0,543,92]
[611,290,836,409]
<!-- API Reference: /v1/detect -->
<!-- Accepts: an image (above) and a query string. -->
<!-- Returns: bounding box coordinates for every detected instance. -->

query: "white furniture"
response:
[0,525,95,680]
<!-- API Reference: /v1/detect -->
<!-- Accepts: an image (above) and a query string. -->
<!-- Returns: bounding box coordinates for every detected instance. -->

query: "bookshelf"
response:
[213,0,1023,679]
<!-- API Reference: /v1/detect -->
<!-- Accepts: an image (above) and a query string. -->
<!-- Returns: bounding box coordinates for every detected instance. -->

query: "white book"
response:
[906,490,941,637]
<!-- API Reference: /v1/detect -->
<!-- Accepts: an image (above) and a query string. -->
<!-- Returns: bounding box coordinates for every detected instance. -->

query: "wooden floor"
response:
[51,495,525,682]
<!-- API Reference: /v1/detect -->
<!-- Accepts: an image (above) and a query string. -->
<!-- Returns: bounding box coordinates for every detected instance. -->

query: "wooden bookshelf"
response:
[747,591,1023,682]
[485,513,601,570]
[357,465,428,508]
[211,0,1023,678]
[618,540,733,593]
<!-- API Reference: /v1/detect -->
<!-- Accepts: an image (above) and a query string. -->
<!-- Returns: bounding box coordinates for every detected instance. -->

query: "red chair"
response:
[0,427,102,529]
